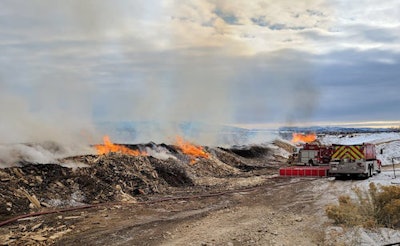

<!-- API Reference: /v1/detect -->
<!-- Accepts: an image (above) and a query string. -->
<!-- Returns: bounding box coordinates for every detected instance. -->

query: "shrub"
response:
[326,182,400,228]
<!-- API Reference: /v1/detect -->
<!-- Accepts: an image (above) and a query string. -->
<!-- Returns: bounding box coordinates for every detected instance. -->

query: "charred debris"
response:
[0,142,283,220]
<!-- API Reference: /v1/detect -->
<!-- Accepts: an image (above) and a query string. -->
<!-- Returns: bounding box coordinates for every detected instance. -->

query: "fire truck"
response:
[281,142,381,179]
[291,143,333,166]
[328,143,381,178]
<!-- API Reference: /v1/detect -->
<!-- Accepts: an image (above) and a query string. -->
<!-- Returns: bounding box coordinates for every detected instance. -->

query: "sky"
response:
[1,0,400,144]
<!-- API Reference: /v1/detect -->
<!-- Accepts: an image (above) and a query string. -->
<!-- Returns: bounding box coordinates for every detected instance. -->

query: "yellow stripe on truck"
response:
[349,146,364,159]
[332,145,365,160]
[332,146,345,159]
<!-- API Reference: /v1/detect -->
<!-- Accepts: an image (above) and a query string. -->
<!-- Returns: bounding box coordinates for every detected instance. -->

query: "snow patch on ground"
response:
[357,170,400,190]
[319,132,400,145]
[377,141,400,165]
[326,226,400,246]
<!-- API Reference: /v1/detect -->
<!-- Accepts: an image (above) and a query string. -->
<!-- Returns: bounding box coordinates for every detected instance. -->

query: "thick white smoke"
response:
[0,0,325,166]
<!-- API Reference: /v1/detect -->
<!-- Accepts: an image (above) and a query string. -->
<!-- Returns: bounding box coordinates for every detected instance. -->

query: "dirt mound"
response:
[149,157,195,187]
[211,145,278,172]
[0,154,166,219]
[227,145,271,159]
[0,142,285,221]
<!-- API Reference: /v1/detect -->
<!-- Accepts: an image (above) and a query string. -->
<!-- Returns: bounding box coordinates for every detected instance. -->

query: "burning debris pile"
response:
[0,137,285,220]
[94,136,147,156]
[291,133,317,144]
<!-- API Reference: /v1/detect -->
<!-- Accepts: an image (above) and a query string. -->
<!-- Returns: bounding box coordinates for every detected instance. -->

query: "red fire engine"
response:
[281,143,381,178]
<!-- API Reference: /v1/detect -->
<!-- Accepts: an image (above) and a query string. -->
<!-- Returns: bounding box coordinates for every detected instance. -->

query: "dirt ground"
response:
[0,142,391,245]
[52,177,326,245]
[1,175,362,246]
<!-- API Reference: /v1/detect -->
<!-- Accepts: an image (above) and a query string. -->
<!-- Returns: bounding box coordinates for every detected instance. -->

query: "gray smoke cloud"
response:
[0,65,96,166]
[232,50,319,124]
[0,0,322,167]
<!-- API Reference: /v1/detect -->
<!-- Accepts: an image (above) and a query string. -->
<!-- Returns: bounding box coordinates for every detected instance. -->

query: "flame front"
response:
[175,136,209,163]
[94,136,146,156]
[291,133,317,143]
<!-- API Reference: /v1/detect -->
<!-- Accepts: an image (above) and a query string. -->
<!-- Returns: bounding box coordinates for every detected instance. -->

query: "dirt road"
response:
[54,177,328,245]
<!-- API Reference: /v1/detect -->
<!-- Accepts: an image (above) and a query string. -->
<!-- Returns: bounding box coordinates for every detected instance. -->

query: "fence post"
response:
[393,158,396,179]
[392,157,400,179]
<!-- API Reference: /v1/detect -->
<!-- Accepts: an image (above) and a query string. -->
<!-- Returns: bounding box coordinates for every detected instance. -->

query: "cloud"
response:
[0,0,400,148]
[327,0,400,51]
[312,48,400,122]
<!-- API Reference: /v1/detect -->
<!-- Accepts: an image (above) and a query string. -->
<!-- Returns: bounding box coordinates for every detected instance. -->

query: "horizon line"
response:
[232,121,400,129]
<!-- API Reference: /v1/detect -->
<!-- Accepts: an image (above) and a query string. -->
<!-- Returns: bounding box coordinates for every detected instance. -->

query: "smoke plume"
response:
[0,1,324,166]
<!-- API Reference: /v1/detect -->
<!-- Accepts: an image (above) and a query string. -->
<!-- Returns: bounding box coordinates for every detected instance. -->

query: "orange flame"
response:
[291,133,317,143]
[94,136,146,156]
[175,136,209,163]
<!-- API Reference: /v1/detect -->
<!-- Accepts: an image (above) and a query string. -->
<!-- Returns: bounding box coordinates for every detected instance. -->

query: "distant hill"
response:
[94,121,400,145]
[278,126,400,134]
